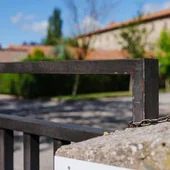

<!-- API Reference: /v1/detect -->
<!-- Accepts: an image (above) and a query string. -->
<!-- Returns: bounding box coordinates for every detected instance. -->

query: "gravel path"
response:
[0,93,169,170]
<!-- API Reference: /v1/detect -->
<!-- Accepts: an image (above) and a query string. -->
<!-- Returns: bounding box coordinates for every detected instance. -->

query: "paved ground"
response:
[0,93,170,170]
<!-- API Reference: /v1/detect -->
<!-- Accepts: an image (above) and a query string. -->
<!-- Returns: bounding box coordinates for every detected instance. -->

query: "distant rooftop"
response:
[78,8,170,38]
[8,45,54,56]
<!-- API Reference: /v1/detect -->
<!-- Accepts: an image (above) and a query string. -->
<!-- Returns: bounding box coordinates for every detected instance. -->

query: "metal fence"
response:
[0,58,159,170]
[0,114,105,170]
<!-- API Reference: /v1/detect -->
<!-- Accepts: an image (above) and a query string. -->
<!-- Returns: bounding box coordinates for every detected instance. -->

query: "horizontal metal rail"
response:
[0,114,106,142]
[0,114,107,170]
[0,59,143,74]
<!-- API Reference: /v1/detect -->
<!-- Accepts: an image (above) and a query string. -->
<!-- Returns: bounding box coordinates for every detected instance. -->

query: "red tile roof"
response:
[72,48,154,60]
[78,8,170,38]
[0,49,27,62]
[85,50,128,60]
[8,45,54,56]
[7,44,154,61]
[67,47,128,60]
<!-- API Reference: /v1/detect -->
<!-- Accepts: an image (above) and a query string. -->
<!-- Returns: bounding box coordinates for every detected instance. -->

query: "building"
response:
[78,8,170,56]
[0,45,54,63]
[8,45,54,57]
[0,49,27,63]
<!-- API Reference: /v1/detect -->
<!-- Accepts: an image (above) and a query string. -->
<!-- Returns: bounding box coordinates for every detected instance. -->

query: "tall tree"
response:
[44,8,63,45]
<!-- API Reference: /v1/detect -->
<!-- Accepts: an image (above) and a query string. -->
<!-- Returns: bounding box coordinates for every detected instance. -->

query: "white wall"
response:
[79,17,170,51]
[55,156,131,170]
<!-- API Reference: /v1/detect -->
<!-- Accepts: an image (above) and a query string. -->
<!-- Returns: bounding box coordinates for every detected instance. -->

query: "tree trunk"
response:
[72,74,80,96]
[129,76,133,91]
[165,79,170,90]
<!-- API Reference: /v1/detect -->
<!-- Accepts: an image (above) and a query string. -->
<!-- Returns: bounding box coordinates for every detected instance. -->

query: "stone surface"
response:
[56,122,170,170]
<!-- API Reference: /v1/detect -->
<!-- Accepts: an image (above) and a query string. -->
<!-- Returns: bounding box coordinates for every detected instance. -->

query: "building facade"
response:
[0,49,27,62]
[78,8,170,53]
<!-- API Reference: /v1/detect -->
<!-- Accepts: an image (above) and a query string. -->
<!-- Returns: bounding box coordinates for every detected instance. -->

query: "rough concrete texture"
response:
[56,122,170,170]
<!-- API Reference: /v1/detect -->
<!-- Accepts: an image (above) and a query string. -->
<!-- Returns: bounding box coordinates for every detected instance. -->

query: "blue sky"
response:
[0,0,170,47]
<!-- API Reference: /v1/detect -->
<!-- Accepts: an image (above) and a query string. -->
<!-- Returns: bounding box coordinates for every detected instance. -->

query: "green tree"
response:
[44,8,62,45]
[53,44,73,60]
[115,15,153,58]
[157,29,170,89]
[31,48,45,58]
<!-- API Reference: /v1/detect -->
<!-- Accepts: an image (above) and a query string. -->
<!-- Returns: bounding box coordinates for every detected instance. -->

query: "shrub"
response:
[78,75,129,94]
[157,30,170,78]
[30,48,45,58]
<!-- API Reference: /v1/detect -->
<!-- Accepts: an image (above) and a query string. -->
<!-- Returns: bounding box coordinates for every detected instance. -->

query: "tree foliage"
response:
[62,37,78,47]
[157,29,170,79]
[53,44,73,60]
[115,16,153,58]
[30,48,45,59]
[44,8,63,45]
[157,29,170,53]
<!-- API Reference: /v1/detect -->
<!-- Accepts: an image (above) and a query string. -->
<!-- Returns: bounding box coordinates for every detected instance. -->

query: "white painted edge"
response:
[55,156,133,170]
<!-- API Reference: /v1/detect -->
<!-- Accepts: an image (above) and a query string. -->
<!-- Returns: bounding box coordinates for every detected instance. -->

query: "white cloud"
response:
[24,15,35,21]
[22,20,48,34]
[11,12,23,24]
[78,16,101,34]
[11,12,47,34]
[142,1,170,14]
[11,12,35,24]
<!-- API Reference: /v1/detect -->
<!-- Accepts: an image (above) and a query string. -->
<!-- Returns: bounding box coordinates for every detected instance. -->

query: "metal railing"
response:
[0,114,106,170]
[0,58,159,170]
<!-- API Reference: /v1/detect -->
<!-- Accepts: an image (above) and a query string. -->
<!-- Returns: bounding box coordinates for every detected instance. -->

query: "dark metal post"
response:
[132,58,159,121]
[53,139,70,155]
[24,133,39,170]
[0,129,13,170]
[53,139,70,170]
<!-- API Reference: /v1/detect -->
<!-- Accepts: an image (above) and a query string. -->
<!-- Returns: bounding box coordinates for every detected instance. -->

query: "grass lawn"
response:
[55,89,170,101]
[56,91,132,101]
[160,88,170,93]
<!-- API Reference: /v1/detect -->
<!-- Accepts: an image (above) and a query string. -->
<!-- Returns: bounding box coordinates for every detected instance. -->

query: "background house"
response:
[0,49,27,62]
[0,45,54,62]
[78,8,170,54]
[8,45,54,57]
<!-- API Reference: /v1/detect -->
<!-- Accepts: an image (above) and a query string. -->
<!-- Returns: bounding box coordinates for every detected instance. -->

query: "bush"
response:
[0,74,14,94]
[157,30,170,79]
[30,48,46,58]
[78,75,129,94]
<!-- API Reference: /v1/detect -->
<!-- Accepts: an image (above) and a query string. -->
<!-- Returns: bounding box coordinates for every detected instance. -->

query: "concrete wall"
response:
[79,17,170,51]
